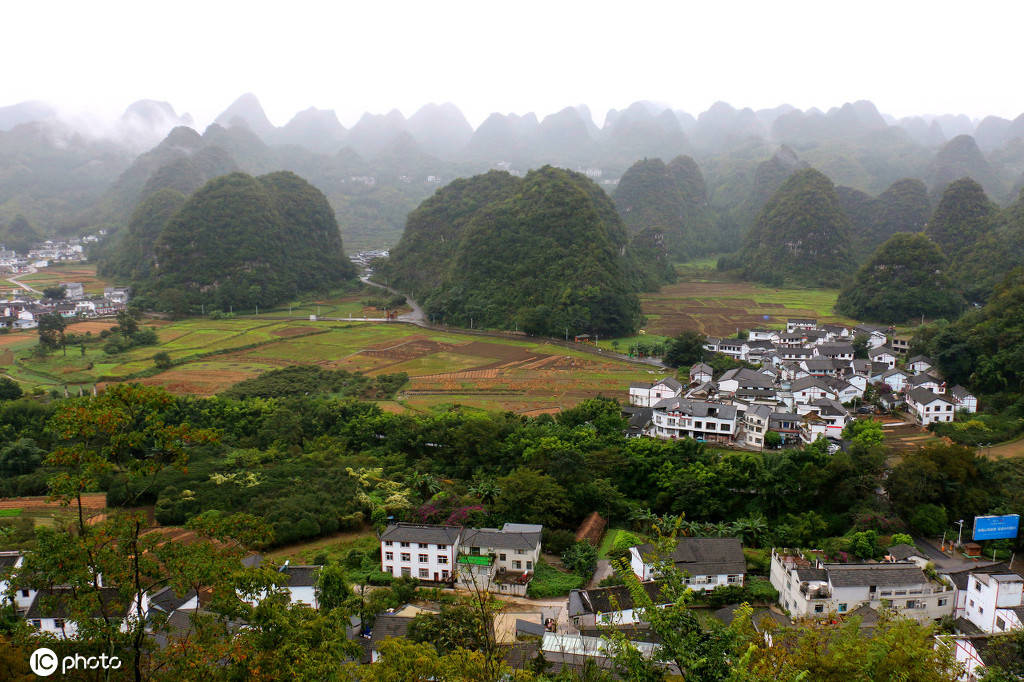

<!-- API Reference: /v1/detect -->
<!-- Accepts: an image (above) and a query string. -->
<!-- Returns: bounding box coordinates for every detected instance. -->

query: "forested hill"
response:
[131,171,356,312]
[725,168,854,286]
[380,166,644,337]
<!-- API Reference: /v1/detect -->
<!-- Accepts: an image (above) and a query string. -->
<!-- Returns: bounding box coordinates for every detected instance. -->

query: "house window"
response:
[969,600,975,608]
[400,553,411,562]
[975,583,982,591]
[438,544,447,551]
[979,607,984,614]
[721,423,729,431]
[400,541,410,548]
[384,540,393,546]
[21,589,30,597]
[438,556,448,564]
[53,618,64,629]
[997,617,1006,630]
[838,603,847,613]
[938,598,947,607]
[419,554,428,563]
[30,620,41,628]
[384,552,394,561]
[419,569,429,578]
[499,553,506,561]
[512,561,522,570]
[516,549,524,555]
[814,604,824,613]
[441,570,449,579]
[527,561,533,570]
[906,600,918,609]
[384,565,391,572]
[694,421,702,429]
[471,547,480,554]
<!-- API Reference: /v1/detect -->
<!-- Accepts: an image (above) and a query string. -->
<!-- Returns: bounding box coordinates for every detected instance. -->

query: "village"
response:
[624,318,977,450]
[0,234,129,329]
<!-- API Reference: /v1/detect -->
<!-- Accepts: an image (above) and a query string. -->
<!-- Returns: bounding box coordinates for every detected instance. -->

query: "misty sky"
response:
[6,0,1023,128]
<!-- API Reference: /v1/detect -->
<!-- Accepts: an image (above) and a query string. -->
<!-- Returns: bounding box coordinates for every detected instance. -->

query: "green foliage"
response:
[140,171,356,312]
[314,562,352,612]
[526,559,585,598]
[0,437,44,476]
[382,166,643,337]
[41,285,66,299]
[910,504,949,536]
[891,532,915,546]
[0,377,22,401]
[842,419,885,448]
[541,528,576,555]
[561,540,599,577]
[153,351,173,369]
[931,413,1024,446]
[886,442,990,522]
[407,603,488,654]
[737,168,855,287]
[763,430,783,448]
[220,365,408,400]
[99,188,187,280]
[849,530,882,559]
[663,330,706,368]
[835,232,964,323]
[4,214,40,253]
[36,312,66,350]
[926,177,997,261]
[955,188,1024,302]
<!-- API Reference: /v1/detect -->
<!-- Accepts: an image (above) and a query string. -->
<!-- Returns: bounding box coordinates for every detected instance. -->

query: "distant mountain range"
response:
[4,93,1024,253]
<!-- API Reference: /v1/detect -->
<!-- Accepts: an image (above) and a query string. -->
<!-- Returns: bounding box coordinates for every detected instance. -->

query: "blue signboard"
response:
[973,514,1020,541]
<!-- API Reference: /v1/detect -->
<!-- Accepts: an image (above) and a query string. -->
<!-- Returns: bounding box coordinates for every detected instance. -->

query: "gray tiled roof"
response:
[370,614,414,645]
[0,553,19,570]
[568,581,669,616]
[149,586,197,613]
[907,355,933,365]
[633,537,745,576]
[907,387,953,406]
[281,565,320,587]
[950,385,974,400]
[868,346,895,358]
[380,523,462,545]
[825,564,927,588]
[790,375,832,392]
[654,377,683,391]
[652,398,737,420]
[887,544,920,561]
[461,525,540,551]
[26,587,129,619]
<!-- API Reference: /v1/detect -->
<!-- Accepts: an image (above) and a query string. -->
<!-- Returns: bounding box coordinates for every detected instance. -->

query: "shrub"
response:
[542,528,577,556]
[527,560,584,598]
[561,541,598,577]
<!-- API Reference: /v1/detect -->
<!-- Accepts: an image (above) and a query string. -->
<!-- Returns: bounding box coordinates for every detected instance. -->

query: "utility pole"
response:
[956,519,965,548]
[565,328,568,341]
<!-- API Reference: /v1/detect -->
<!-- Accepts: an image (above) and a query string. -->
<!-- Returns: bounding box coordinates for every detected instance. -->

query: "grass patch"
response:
[265,529,378,565]
[597,527,645,560]
[526,559,585,598]
[0,509,22,517]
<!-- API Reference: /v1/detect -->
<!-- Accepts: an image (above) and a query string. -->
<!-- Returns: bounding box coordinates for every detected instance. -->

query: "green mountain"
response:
[872,178,931,245]
[141,171,356,311]
[734,168,854,286]
[613,156,716,261]
[835,232,963,323]
[382,166,643,336]
[100,188,187,281]
[4,214,40,253]
[925,177,997,260]
[954,189,1024,302]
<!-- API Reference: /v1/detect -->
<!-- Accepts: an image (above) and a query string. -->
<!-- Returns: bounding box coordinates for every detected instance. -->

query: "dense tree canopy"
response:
[954,188,1024,302]
[926,177,997,260]
[734,168,855,286]
[100,187,186,280]
[381,166,644,337]
[835,232,963,323]
[136,171,356,312]
[3,214,39,253]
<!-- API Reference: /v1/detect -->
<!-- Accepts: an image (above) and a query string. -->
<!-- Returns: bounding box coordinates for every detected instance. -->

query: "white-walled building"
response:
[648,398,737,443]
[568,581,669,628]
[629,538,745,589]
[770,550,954,622]
[961,571,1024,634]
[906,388,956,425]
[0,551,35,613]
[628,377,684,407]
[24,587,132,639]
[868,346,898,369]
[950,385,979,414]
[380,523,461,582]
[688,363,713,385]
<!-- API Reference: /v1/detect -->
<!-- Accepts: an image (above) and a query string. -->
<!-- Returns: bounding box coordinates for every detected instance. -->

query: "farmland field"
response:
[12,263,122,296]
[2,316,659,414]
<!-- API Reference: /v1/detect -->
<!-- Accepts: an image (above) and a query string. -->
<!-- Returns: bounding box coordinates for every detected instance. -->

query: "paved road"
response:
[360,275,426,324]
[7,266,42,295]
[912,535,1002,572]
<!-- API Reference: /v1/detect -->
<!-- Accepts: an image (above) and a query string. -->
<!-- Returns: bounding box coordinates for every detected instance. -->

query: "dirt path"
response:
[984,437,1024,459]
[0,493,106,511]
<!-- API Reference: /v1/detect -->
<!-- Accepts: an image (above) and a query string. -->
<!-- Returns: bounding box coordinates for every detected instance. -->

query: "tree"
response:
[42,285,66,300]
[36,312,67,353]
[891,533,915,546]
[561,541,598,577]
[0,377,22,401]
[978,628,1024,681]
[763,430,782,449]
[0,437,44,476]
[910,504,949,537]
[153,351,173,369]
[315,562,353,612]
[408,603,489,654]
[492,468,569,528]
[116,309,140,339]
[663,330,705,368]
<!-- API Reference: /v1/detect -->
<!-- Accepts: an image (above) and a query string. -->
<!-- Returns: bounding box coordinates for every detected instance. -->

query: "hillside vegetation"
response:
[382,166,644,337]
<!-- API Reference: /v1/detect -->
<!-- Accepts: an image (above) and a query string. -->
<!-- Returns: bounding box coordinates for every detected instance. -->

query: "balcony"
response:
[800,583,831,599]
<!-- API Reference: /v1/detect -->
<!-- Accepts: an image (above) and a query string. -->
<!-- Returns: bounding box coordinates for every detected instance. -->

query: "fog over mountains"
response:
[2,93,1024,251]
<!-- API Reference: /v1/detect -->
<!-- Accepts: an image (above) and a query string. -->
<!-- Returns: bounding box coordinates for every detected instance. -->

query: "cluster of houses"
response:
[625,319,977,448]
[1,285,129,329]
[0,235,102,273]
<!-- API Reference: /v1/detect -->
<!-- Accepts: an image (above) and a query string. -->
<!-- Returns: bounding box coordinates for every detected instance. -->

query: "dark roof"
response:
[818,343,854,354]
[746,340,775,349]
[718,368,774,388]
[907,387,953,406]
[516,619,547,636]
[148,586,197,613]
[653,377,683,391]
[887,544,921,561]
[461,526,540,551]
[791,375,832,391]
[950,385,974,400]
[280,565,320,587]
[942,562,1012,590]
[627,408,652,431]
[0,553,19,570]
[788,318,816,324]
[652,398,737,420]
[634,537,745,576]
[868,346,896,358]
[689,362,713,375]
[809,398,848,417]
[955,617,985,636]
[803,358,841,371]
[380,523,461,545]
[713,604,791,629]
[906,374,940,387]
[370,614,414,645]
[825,564,927,588]
[795,567,828,581]
[908,355,933,365]
[26,587,129,620]
[845,604,879,628]
[568,581,668,616]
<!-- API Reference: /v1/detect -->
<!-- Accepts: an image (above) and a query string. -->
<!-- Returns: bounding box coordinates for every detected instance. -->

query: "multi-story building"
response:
[379,523,461,582]
[770,549,954,623]
[628,377,683,407]
[906,388,956,425]
[648,398,737,443]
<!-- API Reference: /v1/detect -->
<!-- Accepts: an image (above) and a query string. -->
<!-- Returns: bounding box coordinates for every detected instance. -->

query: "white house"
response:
[787,318,817,333]
[770,550,954,622]
[855,326,889,349]
[742,404,773,448]
[960,571,1024,634]
[456,523,542,596]
[880,369,910,393]
[629,377,684,407]
[795,399,850,441]
[0,551,36,613]
[906,388,956,425]
[688,363,713,385]
[380,523,461,582]
[815,343,855,362]
[649,398,737,443]
[568,581,670,628]
[25,587,132,639]
[868,346,898,369]
[906,373,943,394]
[907,355,935,374]
[629,537,745,589]
[790,376,838,405]
[717,368,774,396]
[58,282,85,300]
[950,385,978,413]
